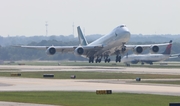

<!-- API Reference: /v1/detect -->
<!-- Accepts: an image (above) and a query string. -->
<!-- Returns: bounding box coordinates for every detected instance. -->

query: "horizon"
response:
[1,33,180,38]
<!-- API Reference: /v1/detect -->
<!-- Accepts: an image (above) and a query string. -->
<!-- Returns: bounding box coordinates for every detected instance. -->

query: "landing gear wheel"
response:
[108,59,110,63]
[104,55,110,63]
[98,59,101,63]
[89,57,94,63]
[116,55,121,63]
[95,58,102,63]
[105,58,110,63]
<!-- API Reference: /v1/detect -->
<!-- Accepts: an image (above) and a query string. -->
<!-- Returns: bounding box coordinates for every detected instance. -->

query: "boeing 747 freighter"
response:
[16,25,170,63]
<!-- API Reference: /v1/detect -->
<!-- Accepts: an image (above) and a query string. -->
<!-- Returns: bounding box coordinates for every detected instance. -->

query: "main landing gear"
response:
[89,56,111,63]
[95,58,101,63]
[116,55,121,63]
[89,57,94,63]
[104,56,110,63]
[89,56,102,63]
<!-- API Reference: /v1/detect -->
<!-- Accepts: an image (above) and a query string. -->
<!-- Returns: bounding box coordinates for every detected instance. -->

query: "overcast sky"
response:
[0,0,180,37]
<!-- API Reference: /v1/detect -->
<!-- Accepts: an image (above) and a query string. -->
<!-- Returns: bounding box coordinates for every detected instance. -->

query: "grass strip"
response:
[0,91,179,106]
[1,71,180,79]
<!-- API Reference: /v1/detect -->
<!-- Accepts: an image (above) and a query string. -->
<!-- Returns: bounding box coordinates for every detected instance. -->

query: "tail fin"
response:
[162,40,172,55]
[77,26,88,46]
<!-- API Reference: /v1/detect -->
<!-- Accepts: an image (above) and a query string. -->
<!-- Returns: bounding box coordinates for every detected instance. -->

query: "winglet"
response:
[77,26,88,46]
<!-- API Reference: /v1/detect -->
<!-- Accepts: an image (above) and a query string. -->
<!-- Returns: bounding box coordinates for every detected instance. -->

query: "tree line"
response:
[0,39,180,61]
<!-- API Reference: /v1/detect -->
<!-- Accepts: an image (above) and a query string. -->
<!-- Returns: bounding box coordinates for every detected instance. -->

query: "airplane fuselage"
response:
[122,54,170,64]
[85,25,130,58]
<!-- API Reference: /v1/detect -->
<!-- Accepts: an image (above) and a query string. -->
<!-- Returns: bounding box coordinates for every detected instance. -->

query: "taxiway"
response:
[0,65,180,96]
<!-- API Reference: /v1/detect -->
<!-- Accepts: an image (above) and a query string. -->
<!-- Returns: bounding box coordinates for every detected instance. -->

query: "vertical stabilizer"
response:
[162,40,172,55]
[77,26,88,46]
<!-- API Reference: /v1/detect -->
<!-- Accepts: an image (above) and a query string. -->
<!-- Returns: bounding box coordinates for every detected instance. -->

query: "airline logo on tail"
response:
[77,26,88,46]
[162,40,172,55]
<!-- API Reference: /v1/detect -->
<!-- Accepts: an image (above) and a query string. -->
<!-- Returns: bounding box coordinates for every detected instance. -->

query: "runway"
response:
[0,101,56,106]
[1,65,180,75]
[0,65,180,96]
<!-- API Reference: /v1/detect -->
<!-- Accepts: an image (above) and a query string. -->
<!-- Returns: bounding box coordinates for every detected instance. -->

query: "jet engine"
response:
[133,46,143,54]
[150,45,159,53]
[74,46,84,56]
[46,47,56,55]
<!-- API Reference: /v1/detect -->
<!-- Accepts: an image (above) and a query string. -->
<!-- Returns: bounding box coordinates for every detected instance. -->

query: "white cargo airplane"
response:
[121,40,177,66]
[16,24,170,63]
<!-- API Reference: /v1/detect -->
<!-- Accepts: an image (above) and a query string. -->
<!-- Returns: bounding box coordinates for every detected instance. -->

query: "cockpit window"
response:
[120,25,126,27]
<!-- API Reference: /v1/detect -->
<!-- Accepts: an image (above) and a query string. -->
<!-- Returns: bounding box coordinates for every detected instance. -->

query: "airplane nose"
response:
[116,26,131,37]
[123,30,131,37]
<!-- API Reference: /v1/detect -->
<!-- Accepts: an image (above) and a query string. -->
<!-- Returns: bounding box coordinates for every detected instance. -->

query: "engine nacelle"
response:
[74,46,84,56]
[46,47,56,55]
[150,45,159,53]
[133,46,143,54]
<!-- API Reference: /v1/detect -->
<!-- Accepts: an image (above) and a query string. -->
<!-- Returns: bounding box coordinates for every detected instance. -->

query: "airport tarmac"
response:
[0,65,180,96]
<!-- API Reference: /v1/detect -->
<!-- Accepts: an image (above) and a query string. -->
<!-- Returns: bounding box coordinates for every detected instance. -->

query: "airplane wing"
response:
[14,44,103,54]
[169,54,180,58]
[15,45,76,52]
[125,40,172,54]
[125,43,170,50]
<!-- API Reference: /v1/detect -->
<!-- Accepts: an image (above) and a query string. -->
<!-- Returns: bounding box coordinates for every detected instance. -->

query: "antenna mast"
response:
[45,21,48,36]
[72,22,74,37]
